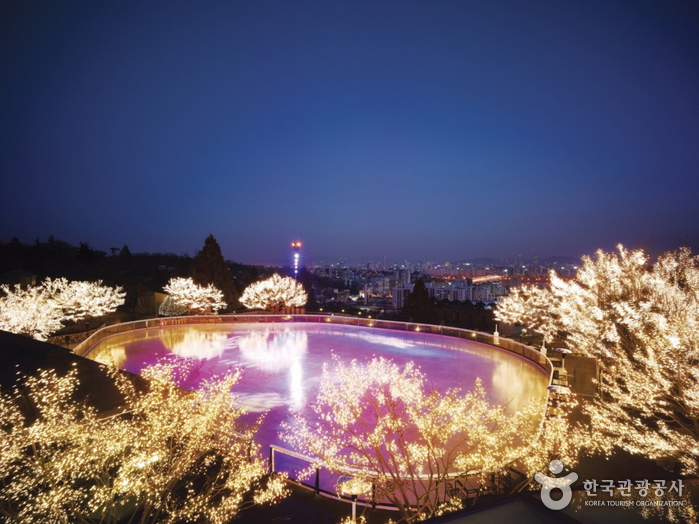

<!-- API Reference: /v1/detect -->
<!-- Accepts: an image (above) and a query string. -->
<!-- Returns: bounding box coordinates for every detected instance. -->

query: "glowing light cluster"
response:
[0,361,288,523]
[161,328,229,359]
[291,241,302,276]
[282,356,546,522]
[0,278,125,340]
[240,273,307,313]
[498,245,699,476]
[160,277,226,316]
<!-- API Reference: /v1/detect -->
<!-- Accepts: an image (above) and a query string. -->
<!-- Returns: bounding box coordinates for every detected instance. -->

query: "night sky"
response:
[2,1,698,266]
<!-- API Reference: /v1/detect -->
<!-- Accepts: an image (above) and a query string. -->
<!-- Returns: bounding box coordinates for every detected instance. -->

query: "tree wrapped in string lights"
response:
[0,362,287,524]
[158,295,189,317]
[161,277,226,315]
[42,277,126,322]
[498,245,699,475]
[0,278,125,340]
[239,274,307,313]
[282,356,543,523]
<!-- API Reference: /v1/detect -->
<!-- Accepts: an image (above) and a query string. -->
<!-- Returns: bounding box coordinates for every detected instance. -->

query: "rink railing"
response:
[74,313,553,376]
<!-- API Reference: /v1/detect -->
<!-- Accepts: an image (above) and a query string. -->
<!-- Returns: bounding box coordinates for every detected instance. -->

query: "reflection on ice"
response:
[238,330,308,374]
[85,322,550,449]
[490,357,544,412]
[162,329,229,360]
[93,345,127,367]
[338,330,451,358]
[236,392,287,412]
[288,359,304,410]
[356,332,415,349]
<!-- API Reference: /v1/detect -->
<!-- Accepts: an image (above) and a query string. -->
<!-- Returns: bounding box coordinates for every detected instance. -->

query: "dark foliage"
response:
[188,235,240,311]
[400,279,438,325]
[297,267,318,311]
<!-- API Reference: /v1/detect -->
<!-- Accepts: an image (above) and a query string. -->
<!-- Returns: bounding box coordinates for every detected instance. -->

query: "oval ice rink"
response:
[86,322,550,448]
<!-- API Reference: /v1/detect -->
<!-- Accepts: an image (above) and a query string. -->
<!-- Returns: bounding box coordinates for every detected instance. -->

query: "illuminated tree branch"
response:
[0,278,125,341]
[282,356,542,523]
[160,277,226,315]
[0,362,287,523]
[239,274,307,313]
[498,245,699,475]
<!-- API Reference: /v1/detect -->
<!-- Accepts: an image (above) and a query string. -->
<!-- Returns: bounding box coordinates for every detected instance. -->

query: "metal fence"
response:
[267,443,526,512]
[75,314,553,377]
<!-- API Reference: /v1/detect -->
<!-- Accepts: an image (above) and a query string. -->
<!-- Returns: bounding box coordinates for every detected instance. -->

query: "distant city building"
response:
[392,285,415,309]
[393,281,507,309]
[394,269,411,286]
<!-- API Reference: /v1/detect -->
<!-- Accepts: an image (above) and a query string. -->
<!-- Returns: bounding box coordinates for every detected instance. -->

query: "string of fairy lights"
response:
[497,245,699,479]
[0,362,288,523]
[161,277,227,316]
[281,356,556,522]
[0,278,124,340]
[2,242,696,522]
[239,273,307,313]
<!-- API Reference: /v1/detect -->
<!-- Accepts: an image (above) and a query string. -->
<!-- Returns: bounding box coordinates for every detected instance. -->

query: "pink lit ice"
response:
[86,322,549,449]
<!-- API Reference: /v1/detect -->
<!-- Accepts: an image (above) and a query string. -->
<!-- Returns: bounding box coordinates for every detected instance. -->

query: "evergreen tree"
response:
[401,278,438,325]
[188,235,239,311]
[8,237,23,269]
[246,266,260,287]
[119,245,132,264]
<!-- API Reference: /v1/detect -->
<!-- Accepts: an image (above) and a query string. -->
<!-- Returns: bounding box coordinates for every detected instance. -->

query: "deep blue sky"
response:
[2,1,698,266]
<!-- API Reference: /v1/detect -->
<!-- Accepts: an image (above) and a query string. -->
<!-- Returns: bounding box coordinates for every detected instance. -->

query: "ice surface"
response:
[87,322,549,450]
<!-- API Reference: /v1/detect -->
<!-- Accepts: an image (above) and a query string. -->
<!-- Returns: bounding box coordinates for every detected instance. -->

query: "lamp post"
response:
[337,475,372,522]
[547,384,571,395]
[554,347,572,369]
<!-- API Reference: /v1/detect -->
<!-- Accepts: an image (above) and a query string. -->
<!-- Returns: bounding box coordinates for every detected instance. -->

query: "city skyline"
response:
[2,1,698,266]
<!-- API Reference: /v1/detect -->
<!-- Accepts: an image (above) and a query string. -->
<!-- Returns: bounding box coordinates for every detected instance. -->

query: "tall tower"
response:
[291,241,302,277]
